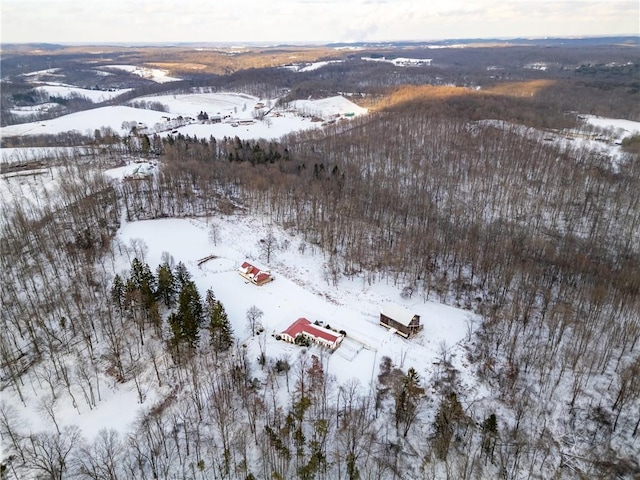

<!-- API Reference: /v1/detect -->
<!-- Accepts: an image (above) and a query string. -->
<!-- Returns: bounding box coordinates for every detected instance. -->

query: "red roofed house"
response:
[238,261,274,286]
[281,318,344,350]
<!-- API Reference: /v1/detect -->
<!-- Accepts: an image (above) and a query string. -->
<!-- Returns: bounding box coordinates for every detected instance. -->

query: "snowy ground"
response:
[281,60,344,72]
[130,92,263,117]
[104,160,158,180]
[32,85,132,103]
[0,106,172,138]
[116,213,477,393]
[99,64,182,83]
[289,95,368,119]
[581,114,640,139]
[2,176,478,445]
[160,116,320,141]
[2,93,367,142]
[9,103,61,117]
[0,164,61,216]
[479,116,640,170]
[2,377,151,444]
[21,68,62,77]
[132,92,367,122]
[361,56,432,67]
[0,146,99,163]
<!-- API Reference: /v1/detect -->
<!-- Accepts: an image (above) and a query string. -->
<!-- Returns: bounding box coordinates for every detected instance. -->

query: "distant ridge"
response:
[1,36,638,50]
[1,42,67,50]
[327,36,640,48]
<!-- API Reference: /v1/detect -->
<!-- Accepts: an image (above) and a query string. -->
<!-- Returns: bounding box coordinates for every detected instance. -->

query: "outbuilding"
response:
[380,304,422,338]
[238,261,274,286]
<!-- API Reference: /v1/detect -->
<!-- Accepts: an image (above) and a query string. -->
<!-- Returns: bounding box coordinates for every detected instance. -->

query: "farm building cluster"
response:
[237,260,423,351]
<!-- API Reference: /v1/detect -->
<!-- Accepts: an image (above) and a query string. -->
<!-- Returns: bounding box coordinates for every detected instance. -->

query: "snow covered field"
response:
[131,91,263,117]
[132,92,367,122]
[289,95,368,119]
[9,102,61,117]
[32,85,132,103]
[361,56,432,67]
[115,213,477,395]
[282,60,344,72]
[2,93,367,142]
[21,68,62,78]
[160,116,320,141]
[0,106,172,138]
[581,114,640,138]
[100,64,182,83]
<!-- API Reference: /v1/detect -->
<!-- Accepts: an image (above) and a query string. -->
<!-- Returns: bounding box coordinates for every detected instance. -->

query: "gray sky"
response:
[2,0,638,44]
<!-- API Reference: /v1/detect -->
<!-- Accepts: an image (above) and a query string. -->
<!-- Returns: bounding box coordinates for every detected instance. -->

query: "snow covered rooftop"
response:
[239,261,273,285]
[282,318,340,343]
[381,303,418,327]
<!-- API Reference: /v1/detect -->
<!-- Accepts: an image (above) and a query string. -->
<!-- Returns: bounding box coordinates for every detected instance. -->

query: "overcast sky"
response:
[2,0,638,44]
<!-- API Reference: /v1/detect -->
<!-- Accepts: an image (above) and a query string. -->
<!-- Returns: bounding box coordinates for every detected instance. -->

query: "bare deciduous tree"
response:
[246,305,264,337]
[259,230,277,263]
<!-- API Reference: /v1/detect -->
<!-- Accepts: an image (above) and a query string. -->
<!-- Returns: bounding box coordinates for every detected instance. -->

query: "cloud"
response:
[1,0,637,43]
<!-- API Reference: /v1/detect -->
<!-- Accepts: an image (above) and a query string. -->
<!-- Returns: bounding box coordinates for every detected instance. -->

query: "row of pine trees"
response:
[111,258,234,364]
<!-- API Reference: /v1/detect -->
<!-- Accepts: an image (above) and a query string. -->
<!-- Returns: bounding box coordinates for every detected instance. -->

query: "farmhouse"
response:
[280,318,344,350]
[238,261,274,286]
[380,304,422,338]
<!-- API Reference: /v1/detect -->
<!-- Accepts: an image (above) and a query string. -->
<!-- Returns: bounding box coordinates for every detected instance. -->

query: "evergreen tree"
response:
[141,134,150,155]
[395,367,425,437]
[156,262,176,308]
[128,258,156,307]
[174,261,192,290]
[205,289,234,355]
[124,259,158,343]
[481,413,498,464]
[432,392,465,460]
[176,280,203,348]
[111,274,125,315]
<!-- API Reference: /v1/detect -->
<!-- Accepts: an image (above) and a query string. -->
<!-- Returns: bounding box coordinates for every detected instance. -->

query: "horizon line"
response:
[2,34,639,48]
